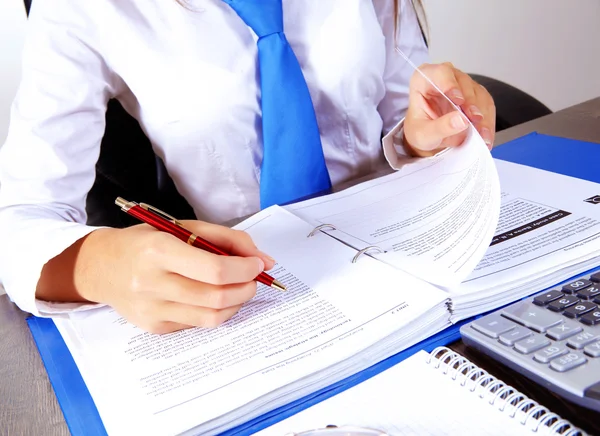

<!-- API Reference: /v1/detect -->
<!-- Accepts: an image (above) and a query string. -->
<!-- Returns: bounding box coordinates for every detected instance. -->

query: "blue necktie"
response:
[222,0,331,208]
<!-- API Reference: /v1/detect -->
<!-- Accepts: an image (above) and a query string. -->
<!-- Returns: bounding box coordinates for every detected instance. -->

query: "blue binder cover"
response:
[492,132,600,183]
[26,132,600,435]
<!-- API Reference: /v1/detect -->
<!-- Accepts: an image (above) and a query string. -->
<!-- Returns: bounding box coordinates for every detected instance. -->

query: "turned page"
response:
[287,126,501,288]
[53,206,449,436]
[454,159,600,309]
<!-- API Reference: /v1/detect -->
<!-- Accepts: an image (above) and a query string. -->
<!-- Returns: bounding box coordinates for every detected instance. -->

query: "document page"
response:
[454,160,600,311]
[257,350,533,436]
[287,126,501,288]
[54,207,449,436]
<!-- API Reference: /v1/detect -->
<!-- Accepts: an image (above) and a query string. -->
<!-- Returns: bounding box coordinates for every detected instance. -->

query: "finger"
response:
[138,321,191,335]
[473,84,496,149]
[455,71,483,123]
[414,63,464,105]
[161,301,243,328]
[161,273,257,309]
[120,303,192,334]
[406,110,469,152]
[149,232,265,285]
[181,221,276,270]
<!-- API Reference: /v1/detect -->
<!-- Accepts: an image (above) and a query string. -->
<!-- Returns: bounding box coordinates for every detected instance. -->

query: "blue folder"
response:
[26,132,600,435]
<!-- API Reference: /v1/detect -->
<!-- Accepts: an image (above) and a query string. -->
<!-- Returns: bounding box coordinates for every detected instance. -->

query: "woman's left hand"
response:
[403,62,496,157]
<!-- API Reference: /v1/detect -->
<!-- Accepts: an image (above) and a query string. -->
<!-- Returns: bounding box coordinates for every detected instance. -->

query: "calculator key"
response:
[576,284,600,300]
[546,321,583,340]
[580,310,600,326]
[562,279,593,294]
[550,352,587,372]
[547,295,580,312]
[533,290,563,306]
[584,341,600,358]
[567,331,599,349]
[533,345,569,363]
[590,271,600,283]
[584,381,600,400]
[470,315,516,338]
[498,326,532,346]
[563,301,597,318]
[502,303,563,332]
[594,295,600,304]
[514,334,551,354]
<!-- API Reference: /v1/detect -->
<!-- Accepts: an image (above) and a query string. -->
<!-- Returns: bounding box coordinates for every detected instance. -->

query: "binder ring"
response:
[307,224,337,238]
[352,246,385,263]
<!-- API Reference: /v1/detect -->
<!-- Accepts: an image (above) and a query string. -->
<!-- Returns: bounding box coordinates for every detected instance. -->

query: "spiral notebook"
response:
[257,347,586,436]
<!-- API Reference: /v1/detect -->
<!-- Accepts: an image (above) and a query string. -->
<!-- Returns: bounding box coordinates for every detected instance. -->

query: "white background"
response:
[423,0,600,112]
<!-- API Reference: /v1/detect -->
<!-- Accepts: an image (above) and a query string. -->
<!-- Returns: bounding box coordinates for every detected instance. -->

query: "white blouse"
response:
[0,0,429,316]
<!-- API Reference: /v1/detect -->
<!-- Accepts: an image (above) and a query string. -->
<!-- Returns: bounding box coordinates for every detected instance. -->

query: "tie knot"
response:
[223,0,283,38]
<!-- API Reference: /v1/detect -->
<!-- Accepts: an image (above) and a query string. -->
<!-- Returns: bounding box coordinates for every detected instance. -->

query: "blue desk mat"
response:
[26,132,600,435]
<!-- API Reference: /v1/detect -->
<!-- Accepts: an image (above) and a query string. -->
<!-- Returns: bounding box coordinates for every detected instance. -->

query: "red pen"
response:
[115,197,286,291]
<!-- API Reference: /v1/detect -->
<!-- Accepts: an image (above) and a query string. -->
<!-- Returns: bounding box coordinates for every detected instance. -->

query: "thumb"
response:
[406,111,469,152]
[181,220,276,270]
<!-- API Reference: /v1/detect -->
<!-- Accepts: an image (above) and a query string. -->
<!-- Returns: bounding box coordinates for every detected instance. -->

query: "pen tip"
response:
[115,197,128,208]
[272,279,287,292]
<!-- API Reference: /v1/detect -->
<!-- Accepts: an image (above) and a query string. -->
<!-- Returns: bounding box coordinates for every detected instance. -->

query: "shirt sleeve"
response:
[372,0,431,168]
[0,0,116,316]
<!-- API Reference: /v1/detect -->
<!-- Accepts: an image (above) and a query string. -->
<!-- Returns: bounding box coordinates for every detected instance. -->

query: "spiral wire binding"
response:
[426,347,587,435]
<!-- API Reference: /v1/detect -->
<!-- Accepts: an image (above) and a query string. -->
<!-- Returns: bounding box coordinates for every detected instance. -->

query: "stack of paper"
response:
[55,207,451,435]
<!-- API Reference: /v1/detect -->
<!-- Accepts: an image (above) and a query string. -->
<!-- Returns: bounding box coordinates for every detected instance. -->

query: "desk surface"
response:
[1,97,600,436]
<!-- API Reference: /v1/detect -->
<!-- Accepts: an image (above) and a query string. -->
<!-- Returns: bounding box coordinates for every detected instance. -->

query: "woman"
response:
[0,0,495,333]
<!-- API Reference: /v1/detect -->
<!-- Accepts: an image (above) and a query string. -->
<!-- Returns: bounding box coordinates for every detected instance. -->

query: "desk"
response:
[1,97,600,436]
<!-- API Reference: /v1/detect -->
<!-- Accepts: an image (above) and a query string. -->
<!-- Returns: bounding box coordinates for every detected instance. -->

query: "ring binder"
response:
[427,347,583,435]
[307,224,337,238]
[306,224,387,264]
[351,246,385,264]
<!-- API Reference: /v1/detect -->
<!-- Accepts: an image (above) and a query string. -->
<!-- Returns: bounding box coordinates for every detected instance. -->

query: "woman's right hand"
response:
[37,221,275,334]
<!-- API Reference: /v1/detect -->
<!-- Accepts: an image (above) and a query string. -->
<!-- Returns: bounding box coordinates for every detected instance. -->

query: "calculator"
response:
[460,270,600,413]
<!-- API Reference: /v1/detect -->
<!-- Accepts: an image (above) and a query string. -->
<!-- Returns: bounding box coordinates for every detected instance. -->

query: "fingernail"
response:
[481,127,493,149]
[449,89,464,102]
[256,257,265,272]
[469,105,483,119]
[451,113,467,130]
[258,251,276,264]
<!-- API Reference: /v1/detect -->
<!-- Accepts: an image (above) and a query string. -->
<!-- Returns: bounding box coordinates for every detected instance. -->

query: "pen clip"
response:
[139,203,184,227]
